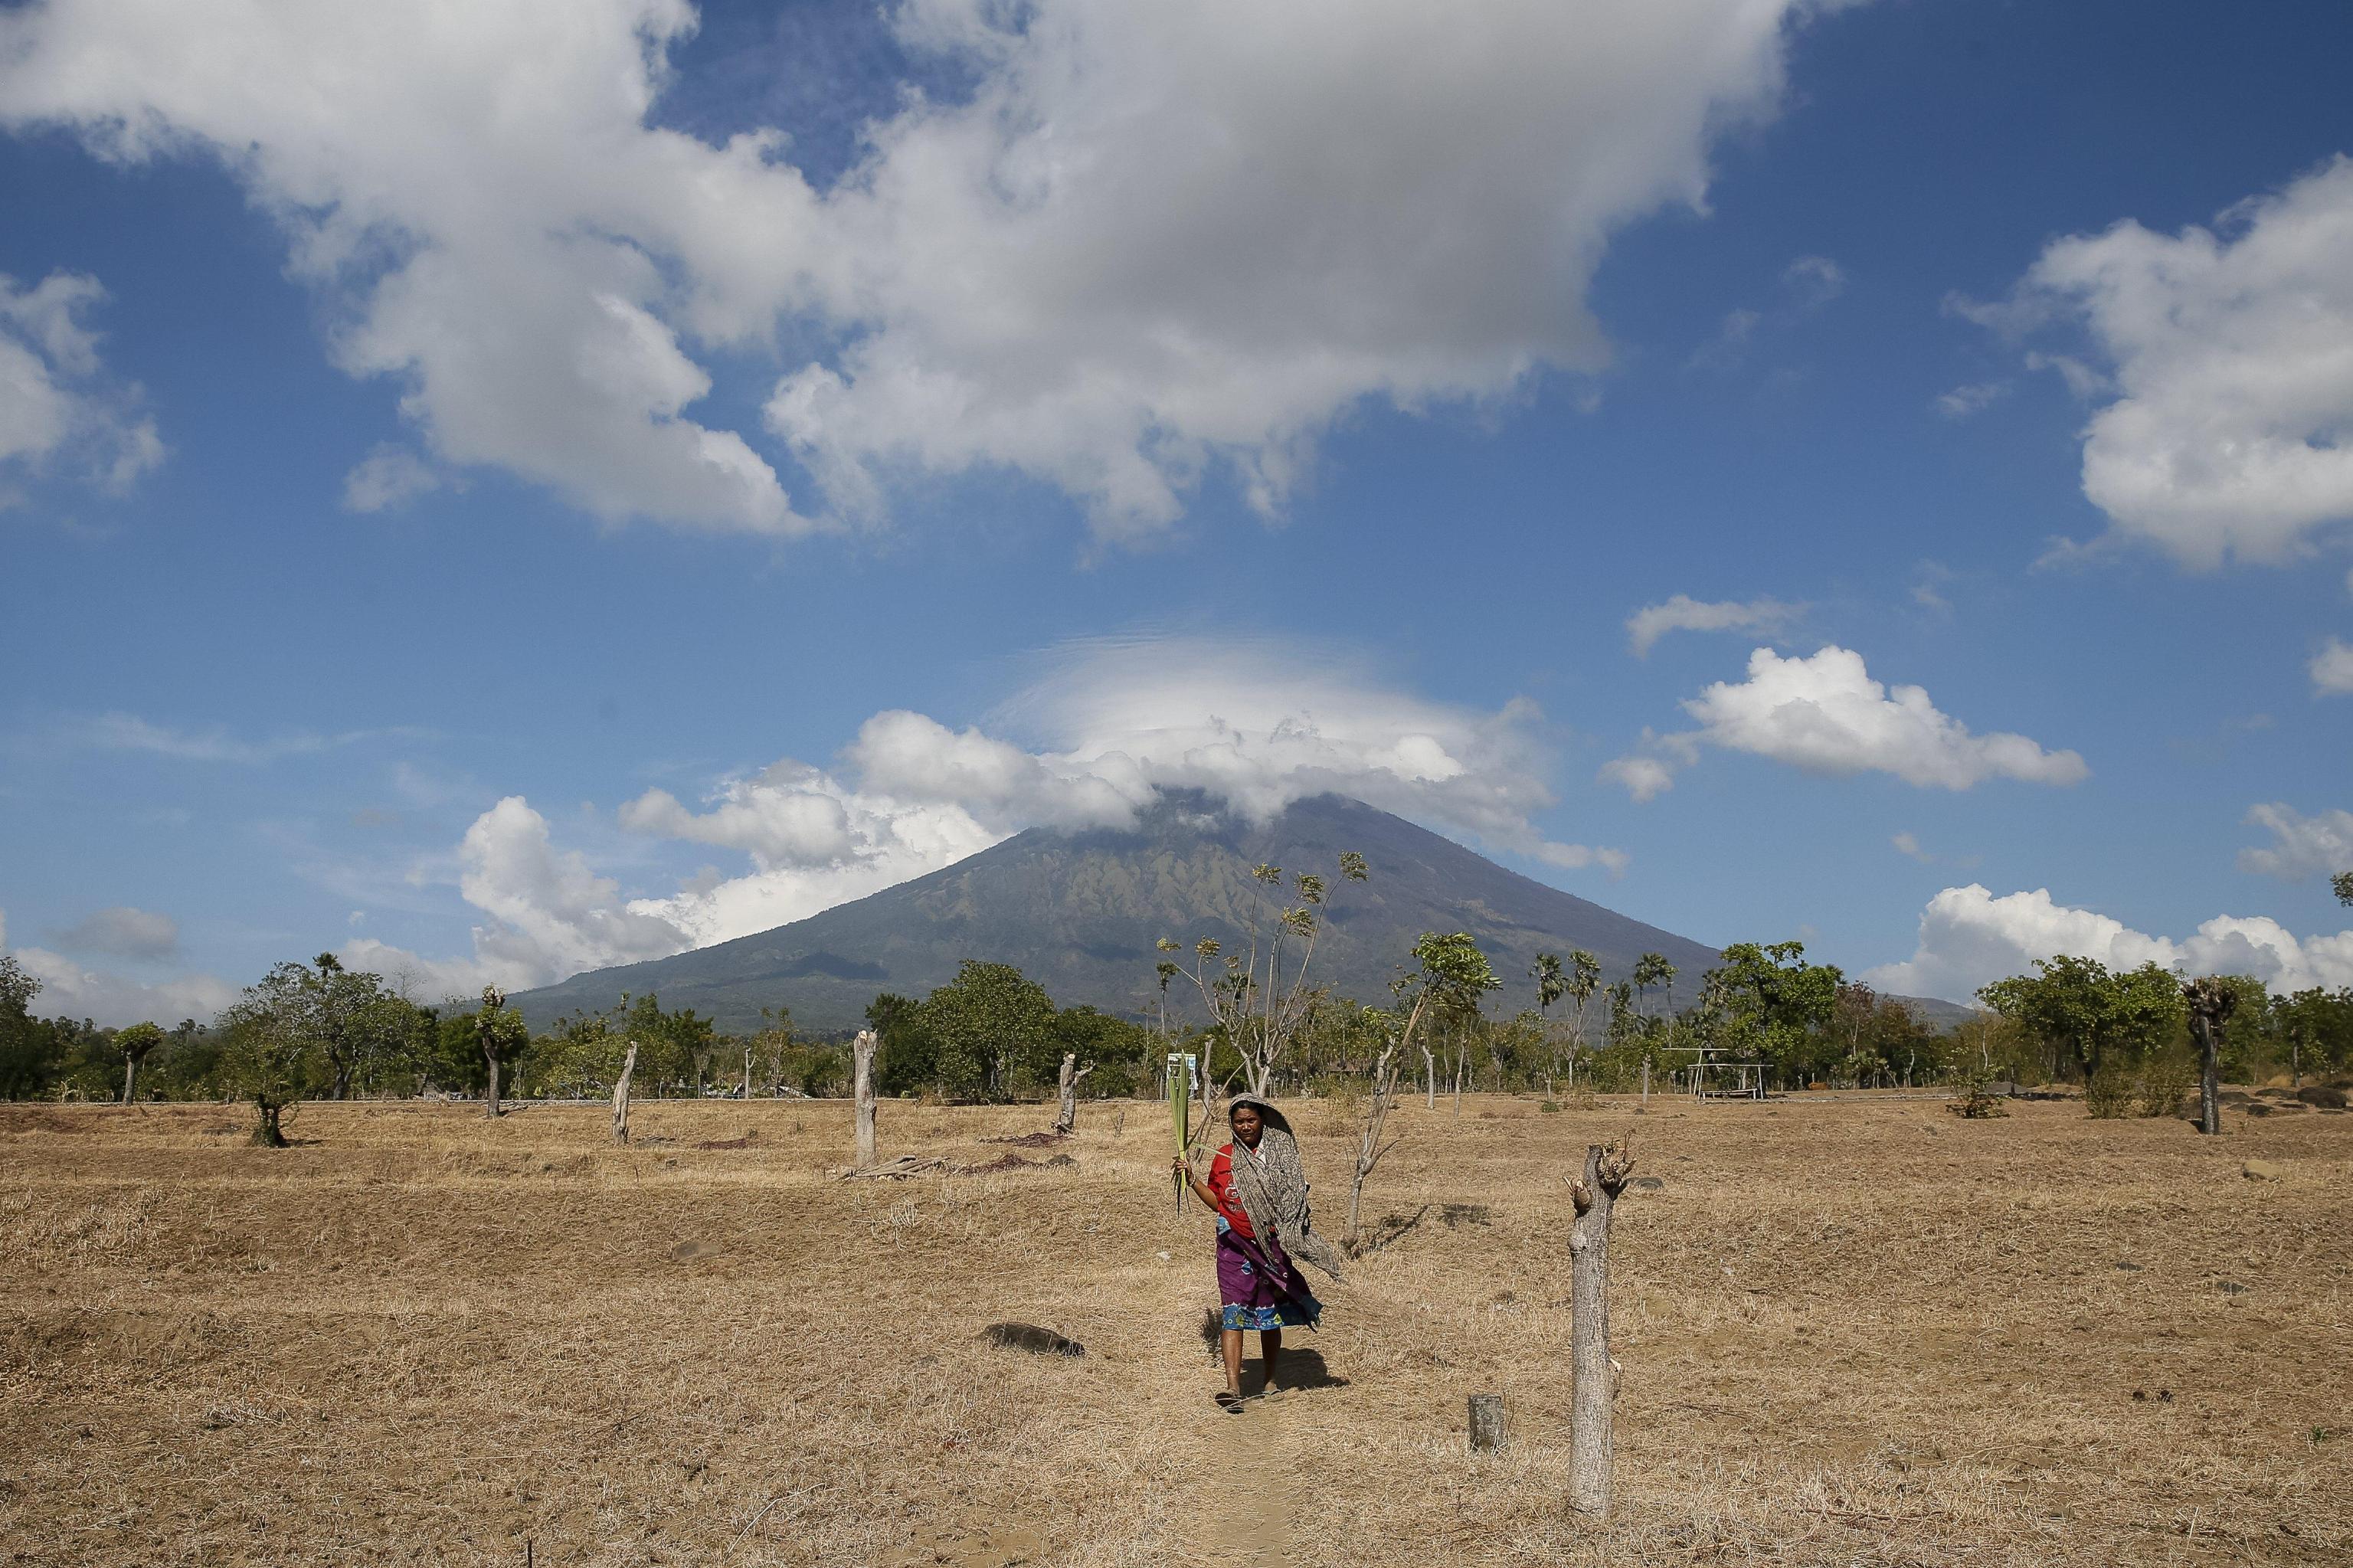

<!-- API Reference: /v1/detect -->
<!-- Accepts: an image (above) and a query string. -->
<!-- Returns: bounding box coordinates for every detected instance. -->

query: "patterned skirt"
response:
[1216,1224,1320,1331]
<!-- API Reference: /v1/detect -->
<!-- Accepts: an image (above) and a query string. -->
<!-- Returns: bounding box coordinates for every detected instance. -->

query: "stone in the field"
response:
[982,1321,1085,1357]
[2242,1159,2285,1181]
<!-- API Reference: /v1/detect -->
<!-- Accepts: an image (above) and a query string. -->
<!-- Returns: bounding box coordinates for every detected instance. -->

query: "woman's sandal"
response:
[1214,1390,1245,1413]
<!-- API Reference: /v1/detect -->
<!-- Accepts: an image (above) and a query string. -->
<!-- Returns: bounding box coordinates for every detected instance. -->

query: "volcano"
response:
[512,793,1724,1033]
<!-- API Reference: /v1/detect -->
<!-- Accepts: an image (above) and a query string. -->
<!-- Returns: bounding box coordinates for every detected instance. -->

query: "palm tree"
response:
[1532,954,1566,1092]
[1632,951,1679,1063]
[1565,950,1601,1086]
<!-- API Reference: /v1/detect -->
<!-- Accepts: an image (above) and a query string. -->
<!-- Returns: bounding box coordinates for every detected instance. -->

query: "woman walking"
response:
[1175,1094,1343,1412]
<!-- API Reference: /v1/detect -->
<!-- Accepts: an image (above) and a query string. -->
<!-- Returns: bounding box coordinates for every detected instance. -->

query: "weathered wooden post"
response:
[1568,1134,1635,1517]
[1468,1393,1506,1453]
[1639,1056,1649,1106]
[741,1046,754,1101]
[1053,1052,1093,1134]
[853,1029,878,1167]
[2181,978,2237,1137]
[610,1040,637,1145]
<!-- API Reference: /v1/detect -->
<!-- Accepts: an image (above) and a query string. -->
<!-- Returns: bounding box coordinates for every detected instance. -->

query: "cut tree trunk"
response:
[484,1055,502,1119]
[742,1047,753,1101]
[610,1041,637,1144]
[2181,978,2237,1138]
[123,1056,137,1105]
[1053,1052,1092,1134]
[1468,1393,1506,1453]
[853,1029,878,1168]
[1568,1135,1635,1517]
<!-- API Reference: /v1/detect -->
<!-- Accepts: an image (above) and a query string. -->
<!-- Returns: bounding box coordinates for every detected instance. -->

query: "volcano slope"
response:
[515,792,1723,1033]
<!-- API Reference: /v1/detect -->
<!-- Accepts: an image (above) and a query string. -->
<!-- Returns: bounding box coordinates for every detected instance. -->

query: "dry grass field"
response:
[3,1091,2348,1567]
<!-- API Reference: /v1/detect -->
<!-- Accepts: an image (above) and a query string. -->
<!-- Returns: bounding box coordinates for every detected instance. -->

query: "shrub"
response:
[2086,1067,2135,1119]
[2136,1051,2198,1119]
[1947,1078,2009,1119]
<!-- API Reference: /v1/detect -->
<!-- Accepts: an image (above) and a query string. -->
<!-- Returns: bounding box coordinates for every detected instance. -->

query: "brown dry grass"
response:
[2,1093,2348,1566]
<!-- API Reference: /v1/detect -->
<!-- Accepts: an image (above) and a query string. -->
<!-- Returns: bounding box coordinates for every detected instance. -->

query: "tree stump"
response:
[610,1040,637,1145]
[1568,1135,1635,1517]
[853,1029,878,1167]
[1053,1052,1093,1134]
[1468,1393,1506,1453]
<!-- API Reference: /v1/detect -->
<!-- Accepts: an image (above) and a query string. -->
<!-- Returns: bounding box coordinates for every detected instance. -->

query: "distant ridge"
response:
[514,792,1730,1033]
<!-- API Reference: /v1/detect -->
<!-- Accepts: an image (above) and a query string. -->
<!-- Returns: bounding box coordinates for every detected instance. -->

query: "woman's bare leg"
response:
[1260,1327,1282,1390]
[1221,1327,1245,1394]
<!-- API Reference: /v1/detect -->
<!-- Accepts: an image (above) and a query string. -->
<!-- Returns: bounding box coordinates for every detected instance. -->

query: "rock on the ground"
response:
[981,1322,1085,1357]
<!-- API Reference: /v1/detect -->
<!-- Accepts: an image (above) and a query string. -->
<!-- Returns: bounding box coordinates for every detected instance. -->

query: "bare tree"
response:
[1344,1022,1407,1252]
[1053,1051,1093,1134]
[1568,1134,1635,1517]
[1175,851,1368,1095]
[853,1029,878,1167]
[610,1039,637,1144]
[1347,934,1499,1251]
[2181,977,2237,1136]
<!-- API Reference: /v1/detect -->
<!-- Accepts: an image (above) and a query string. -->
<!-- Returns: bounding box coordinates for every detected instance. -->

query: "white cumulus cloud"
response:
[0,0,1836,541]
[1625,594,1803,656]
[1864,883,2353,1003]
[2312,637,2353,696]
[1974,155,2353,568]
[1604,645,2088,798]
[2237,803,2353,882]
[0,270,162,499]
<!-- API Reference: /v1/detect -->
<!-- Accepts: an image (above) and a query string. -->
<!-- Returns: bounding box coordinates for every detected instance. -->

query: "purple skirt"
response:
[1216,1223,1320,1331]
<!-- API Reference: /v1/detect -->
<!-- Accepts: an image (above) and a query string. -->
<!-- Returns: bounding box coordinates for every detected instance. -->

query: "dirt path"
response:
[1198,1382,1306,1564]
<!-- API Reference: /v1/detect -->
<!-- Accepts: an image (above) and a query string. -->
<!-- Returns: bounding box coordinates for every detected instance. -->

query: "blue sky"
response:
[3,0,2350,1023]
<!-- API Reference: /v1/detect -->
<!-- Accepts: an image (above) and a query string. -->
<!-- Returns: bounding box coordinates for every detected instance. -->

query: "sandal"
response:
[1214,1390,1245,1413]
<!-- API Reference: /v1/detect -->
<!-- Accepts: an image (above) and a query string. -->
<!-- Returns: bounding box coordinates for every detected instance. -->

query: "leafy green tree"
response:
[1977,956,2184,1083]
[1049,1004,1154,1098]
[2273,987,2353,1081]
[1703,941,1843,1082]
[0,956,59,1099]
[306,953,387,1098]
[866,992,938,1096]
[2335,871,2353,906]
[918,961,1057,1099]
[216,964,329,1145]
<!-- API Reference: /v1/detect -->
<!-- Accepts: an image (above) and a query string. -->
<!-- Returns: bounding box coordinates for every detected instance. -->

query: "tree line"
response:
[10,858,2348,1134]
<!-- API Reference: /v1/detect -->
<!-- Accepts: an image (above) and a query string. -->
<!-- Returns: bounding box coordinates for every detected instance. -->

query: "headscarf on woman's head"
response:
[1222,1093,1343,1280]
